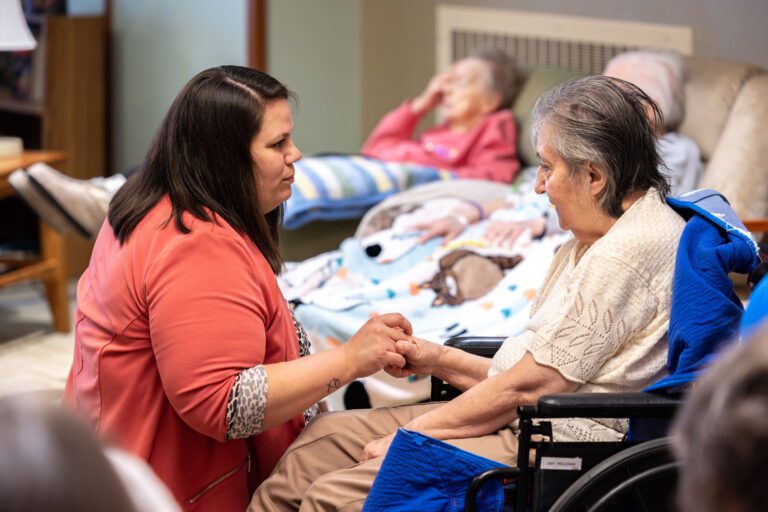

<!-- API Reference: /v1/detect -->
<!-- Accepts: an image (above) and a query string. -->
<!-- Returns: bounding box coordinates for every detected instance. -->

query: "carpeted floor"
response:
[0,280,76,398]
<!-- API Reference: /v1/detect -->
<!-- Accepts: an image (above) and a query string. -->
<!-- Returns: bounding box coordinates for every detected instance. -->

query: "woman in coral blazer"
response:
[64,66,412,512]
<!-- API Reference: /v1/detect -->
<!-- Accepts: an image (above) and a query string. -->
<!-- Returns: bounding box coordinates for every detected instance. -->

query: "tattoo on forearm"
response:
[326,378,341,394]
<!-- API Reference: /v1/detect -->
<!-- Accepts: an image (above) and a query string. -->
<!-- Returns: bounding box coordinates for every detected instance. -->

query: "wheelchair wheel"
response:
[548,437,679,512]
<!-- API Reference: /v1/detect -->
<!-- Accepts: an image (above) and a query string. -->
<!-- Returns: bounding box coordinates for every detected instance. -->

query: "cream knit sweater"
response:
[488,189,686,441]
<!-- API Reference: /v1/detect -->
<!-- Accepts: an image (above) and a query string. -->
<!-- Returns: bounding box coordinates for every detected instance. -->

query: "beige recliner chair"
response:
[682,57,768,221]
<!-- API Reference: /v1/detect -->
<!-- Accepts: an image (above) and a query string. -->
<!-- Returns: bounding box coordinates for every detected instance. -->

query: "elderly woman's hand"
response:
[410,215,468,244]
[344,314,412,378]
[411,67,454,115]
[483,217,546,248]
[362,432,396,461]
[385,337,444,379]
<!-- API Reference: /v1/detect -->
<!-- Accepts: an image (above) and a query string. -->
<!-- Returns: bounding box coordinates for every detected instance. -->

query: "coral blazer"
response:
[65,198,303,511]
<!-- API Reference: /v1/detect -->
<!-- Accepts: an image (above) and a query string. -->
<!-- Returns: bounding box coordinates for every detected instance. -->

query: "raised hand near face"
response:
[411,66,455,116]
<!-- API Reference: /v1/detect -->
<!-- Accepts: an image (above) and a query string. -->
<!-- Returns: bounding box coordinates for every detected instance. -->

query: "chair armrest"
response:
[743,218,768,233]
[444,336,506,358]
[430,337,506,401]
[519,392,683,420]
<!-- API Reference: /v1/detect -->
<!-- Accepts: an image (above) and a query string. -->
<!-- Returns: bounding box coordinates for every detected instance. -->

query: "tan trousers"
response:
[249,403,519,512]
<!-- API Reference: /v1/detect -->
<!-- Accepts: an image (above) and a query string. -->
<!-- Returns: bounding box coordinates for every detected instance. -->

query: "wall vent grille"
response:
[438,7,693,74]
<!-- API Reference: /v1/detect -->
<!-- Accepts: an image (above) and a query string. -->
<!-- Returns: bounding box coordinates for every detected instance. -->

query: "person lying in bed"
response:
[414,49,702,247]
[9,49,522,239]
[249,75,686,511]
[361,48,521,183]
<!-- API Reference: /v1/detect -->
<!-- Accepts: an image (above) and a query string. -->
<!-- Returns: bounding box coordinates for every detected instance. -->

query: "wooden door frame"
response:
[248,0,267,70]
[105,0,113,173]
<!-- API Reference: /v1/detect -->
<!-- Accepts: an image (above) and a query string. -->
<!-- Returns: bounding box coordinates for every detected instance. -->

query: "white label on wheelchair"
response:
[540,456,583,471]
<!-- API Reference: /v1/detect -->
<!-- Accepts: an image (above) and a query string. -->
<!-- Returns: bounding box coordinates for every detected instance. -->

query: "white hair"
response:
[603,50,685,130]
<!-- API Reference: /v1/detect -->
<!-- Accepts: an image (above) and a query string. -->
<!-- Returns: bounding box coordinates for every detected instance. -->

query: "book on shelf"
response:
[0,0,57,106]
[0,50,34,102]
[22,0,66,19]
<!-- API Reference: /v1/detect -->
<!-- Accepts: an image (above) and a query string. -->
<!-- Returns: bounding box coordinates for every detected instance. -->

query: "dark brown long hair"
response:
[108,65,292,273]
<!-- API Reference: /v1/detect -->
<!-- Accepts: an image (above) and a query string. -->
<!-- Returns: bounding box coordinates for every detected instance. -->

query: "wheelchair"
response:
[432,336,683,512]
[424,202,768,512]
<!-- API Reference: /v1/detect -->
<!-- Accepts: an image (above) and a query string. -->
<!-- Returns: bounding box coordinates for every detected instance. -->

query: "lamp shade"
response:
[0,0,36,51]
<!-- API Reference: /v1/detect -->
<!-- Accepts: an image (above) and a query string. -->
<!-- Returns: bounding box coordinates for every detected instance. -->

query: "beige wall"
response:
[80,0,768,169]
[269,0,768,154]
[429,0,768,66]
[360,1,436,138]
[359,0,768,138]
[268,0,362,156]
[112,0,248,171]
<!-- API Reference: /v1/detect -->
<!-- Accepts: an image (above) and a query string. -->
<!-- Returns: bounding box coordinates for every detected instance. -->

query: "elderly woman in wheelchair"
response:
[250,75,686,511]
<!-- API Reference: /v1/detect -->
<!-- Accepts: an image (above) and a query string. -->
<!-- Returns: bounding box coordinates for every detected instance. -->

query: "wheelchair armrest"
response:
[444,336,506,358]
[519,392,683,420]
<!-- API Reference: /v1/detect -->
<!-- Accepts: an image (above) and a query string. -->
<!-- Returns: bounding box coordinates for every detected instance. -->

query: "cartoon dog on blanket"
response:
[423,249,523,306]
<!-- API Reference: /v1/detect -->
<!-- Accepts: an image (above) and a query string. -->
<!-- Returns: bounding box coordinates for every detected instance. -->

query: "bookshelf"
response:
[0,15,107,277]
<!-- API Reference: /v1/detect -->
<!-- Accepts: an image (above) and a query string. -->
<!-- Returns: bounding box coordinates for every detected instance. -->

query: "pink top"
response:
[361,101,520,183]
[65,197,303,511]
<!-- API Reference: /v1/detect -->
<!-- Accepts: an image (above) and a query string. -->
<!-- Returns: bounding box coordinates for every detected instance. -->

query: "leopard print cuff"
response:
[288,301,311,358]
[304,403,320,425]
[225,305,319,438]
[225,366,268,440]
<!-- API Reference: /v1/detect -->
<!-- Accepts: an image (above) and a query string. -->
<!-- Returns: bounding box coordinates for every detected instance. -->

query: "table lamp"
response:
[0,0,37,158]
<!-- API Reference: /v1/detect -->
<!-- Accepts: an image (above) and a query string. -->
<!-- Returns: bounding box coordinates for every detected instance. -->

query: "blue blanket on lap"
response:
[283,155,454,229]
[646,189,760,392]
[363,429,507,512]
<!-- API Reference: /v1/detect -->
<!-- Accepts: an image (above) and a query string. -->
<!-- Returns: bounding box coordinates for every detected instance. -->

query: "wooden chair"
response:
[0,151,70,332]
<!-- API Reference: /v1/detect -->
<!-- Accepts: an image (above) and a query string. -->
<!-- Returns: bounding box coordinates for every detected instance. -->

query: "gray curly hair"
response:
[531,75,671,217]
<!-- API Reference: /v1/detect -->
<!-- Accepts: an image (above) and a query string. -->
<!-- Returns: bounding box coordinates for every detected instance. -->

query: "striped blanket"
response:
[284,155,454,229]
